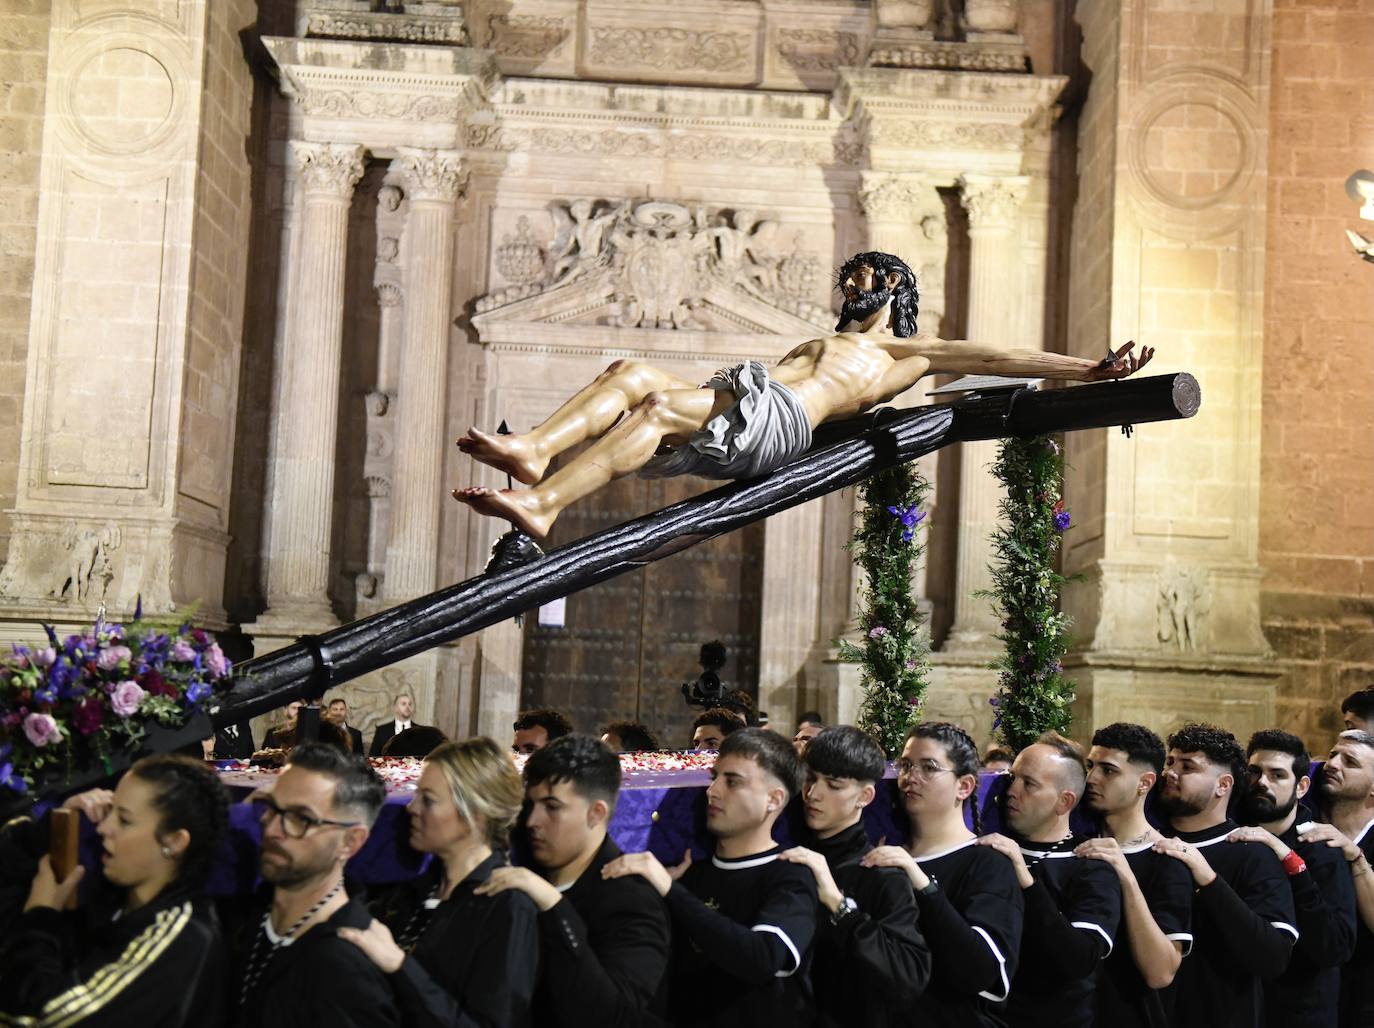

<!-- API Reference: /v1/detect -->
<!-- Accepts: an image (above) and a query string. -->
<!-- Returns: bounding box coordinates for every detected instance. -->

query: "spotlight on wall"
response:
[1347,170,1374,264]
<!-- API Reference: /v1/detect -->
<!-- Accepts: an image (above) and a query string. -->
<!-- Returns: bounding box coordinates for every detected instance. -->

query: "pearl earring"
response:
[160,845,172,858]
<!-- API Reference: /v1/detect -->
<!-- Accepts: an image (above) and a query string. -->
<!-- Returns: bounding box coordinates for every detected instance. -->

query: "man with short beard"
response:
[453,251,1154,539]
[476,734,670,1027]
[232,743,398,1028]
[779,726,931,1027]
[976,732,1121,1028]
[1076,723,1192,1028]
[1153,722,1296,1028]
[603,728,819,1026]
[1231,729,1355,1027]
[1303,729,1374,1026]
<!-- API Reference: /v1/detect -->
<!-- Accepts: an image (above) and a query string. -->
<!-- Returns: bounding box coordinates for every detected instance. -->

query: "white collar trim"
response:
[911,838,976,862]
[712,851,779,870]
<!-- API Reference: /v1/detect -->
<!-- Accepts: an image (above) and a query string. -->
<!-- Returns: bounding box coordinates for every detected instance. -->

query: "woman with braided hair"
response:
[0,755,230,1026]
[862,722,1025,1028]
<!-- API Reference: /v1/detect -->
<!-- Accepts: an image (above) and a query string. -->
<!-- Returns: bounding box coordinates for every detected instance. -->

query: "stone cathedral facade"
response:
[1,0,1370,753]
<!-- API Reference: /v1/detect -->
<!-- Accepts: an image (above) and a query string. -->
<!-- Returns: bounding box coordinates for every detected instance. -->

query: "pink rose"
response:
[170,640,196,662]
[22,712,61,747]
[204,643,230,678]
[32,647,56,668]
[96,645,131,671]
[110,680,145,717]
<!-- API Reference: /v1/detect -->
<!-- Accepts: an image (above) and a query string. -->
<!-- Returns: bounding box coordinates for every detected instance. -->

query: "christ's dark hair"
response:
[602,720,660,752]
[127,755,230,888]
[1092,722,1166,776]
[835,251,920,337]
[1247,729,1311,782]
[525,733,622,815]
[513,708,574,740]
[1341,688,1374,721]
[904,721,983,833]
[1168,722,1246,783]
[804,725,885,783]
[719,727,804,799]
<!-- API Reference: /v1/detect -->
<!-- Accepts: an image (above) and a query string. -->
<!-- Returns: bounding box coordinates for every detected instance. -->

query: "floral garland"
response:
[0,611,234,794]
[985,434,1076,752]
[839,464,933,757]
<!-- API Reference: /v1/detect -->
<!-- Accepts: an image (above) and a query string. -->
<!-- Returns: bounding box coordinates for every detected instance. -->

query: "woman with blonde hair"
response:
[338,736,539,1027]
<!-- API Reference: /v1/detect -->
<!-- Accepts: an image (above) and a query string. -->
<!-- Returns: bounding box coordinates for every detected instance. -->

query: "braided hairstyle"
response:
[904,721,984,834]
[127,754,231,888]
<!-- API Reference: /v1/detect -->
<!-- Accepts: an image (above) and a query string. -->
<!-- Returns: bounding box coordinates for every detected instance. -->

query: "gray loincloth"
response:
[639,360,814,481]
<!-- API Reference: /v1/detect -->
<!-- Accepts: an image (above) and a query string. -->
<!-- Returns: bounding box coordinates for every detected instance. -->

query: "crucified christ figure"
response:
[454,251,1153,539]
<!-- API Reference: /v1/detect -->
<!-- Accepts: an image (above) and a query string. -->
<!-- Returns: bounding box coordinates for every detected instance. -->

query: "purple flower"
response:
[868,626,888,639]
[0,746,24,794]
[185,680,211,706]
[170,640,196,663]
[32,647,56,668]
[886,503,926,543]
[96,646,131,671]
[1054,510,1072,532]
[22,712,61,747]
[989,696,1001,707]
[204,643,230,678]
[33,684,57,706]
[110,680,145,717]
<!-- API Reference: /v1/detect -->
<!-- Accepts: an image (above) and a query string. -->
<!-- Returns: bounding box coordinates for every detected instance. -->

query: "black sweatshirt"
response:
[1096,842,1194,1028]
[232,895,400,1028]
[369,852,541,1028]
[912,839,1025,1028]
[1340,816,1374,1028]
[806,821,932,1027]
[1167,820,1297,1028]
[1262,821,1356,1028]
[1005,838,1121,1028]
[0,886,226,1028]
[664,844,818,1027]
[531,836,670,1028]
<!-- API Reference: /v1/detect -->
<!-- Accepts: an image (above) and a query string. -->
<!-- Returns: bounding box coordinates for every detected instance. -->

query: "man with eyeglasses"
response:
[231,743,400,1028]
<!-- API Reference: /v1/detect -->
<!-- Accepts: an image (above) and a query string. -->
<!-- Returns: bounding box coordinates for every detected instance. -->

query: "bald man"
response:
[977,733,1122,1028]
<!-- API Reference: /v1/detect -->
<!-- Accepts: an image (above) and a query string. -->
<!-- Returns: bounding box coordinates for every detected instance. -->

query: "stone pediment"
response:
[471,199,834,341]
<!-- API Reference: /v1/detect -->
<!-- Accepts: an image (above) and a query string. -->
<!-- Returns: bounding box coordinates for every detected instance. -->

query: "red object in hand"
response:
[1281,850,1307,877]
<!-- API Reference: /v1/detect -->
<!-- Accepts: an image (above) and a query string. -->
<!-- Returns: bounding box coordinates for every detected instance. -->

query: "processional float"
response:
[211,370,1200,729]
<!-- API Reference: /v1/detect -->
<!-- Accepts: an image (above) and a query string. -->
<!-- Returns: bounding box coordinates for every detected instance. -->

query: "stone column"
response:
[256,141,365,630]
[382,149,466,602]
[944,173,1029,652]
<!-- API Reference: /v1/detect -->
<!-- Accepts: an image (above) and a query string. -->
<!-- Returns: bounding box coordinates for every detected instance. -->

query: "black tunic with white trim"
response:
[664,845,818,1027]
[1339,815,1374,1028]
[1167,820,1297,1028]
[1263,820,1356,1028]
[1004,837,1121,1028]
[1095,843,1194,1028]
[911,839,1025,1028]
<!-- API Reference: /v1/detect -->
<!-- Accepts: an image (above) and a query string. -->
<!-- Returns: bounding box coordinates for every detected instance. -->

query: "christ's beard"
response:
[1239,788,1297,826]
[836,286,892,330]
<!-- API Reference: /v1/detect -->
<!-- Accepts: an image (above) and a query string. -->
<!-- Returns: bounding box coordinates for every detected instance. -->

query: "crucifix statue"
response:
[454,251,1154,539]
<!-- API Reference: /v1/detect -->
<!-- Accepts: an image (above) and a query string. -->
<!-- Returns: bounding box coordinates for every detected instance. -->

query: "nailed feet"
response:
[455,428,547,486]
[451,486,553,540]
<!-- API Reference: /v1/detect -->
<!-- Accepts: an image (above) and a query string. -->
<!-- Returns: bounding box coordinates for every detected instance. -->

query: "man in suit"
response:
[215,717,256,759]
[369,693,416,757]
[325,697,365,754]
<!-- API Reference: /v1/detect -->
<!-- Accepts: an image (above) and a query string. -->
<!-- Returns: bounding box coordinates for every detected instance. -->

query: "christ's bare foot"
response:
[452,486,554,539]
[456,428,547,486]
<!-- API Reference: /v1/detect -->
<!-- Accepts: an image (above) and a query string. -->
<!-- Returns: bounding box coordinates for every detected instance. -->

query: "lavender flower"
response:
[1054,510,1072,532]
[22,713,60,747]
[868,626,888,639]
[185,680,211,706]
[886,503,927,543]
[110,681,145,717]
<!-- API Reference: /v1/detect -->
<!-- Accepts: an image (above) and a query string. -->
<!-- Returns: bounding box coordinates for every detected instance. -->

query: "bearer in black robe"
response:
[862,721,1024,1028]
[603,727,818,1027]
[1077,722,1193,1028]
[475,733,670,1027]
[1234,730,1355,1028]
[778,725,931,1026]
[335,738,539,1027]
[978,732,1121,1028]
[1154,722,1296,1028]
[231,744,400,1028]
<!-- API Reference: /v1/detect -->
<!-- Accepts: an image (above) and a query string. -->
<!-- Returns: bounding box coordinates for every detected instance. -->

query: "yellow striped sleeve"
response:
[36,901,195,1028]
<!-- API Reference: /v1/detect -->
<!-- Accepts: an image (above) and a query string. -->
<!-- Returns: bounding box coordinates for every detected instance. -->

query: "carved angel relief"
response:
[477,198,827,329]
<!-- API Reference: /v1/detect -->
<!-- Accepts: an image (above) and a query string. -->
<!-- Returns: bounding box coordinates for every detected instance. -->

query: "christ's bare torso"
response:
[762,331,934,425]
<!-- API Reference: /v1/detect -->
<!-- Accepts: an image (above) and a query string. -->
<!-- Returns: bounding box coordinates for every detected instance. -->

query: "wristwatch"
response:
[830,895,859,926]
[918,878,940,897]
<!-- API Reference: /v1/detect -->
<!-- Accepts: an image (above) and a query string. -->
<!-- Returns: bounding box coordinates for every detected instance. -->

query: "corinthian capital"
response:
[392,148,468,203]
[957,174,1030,230]
[290,141,367,198]
[858,172,929,222]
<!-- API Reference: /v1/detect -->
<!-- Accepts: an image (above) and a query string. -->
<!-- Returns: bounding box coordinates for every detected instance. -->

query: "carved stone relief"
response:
[485,15,571,61]
[586,28,753,75]
[775,29,861,73]
[1157,564,1211,652]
